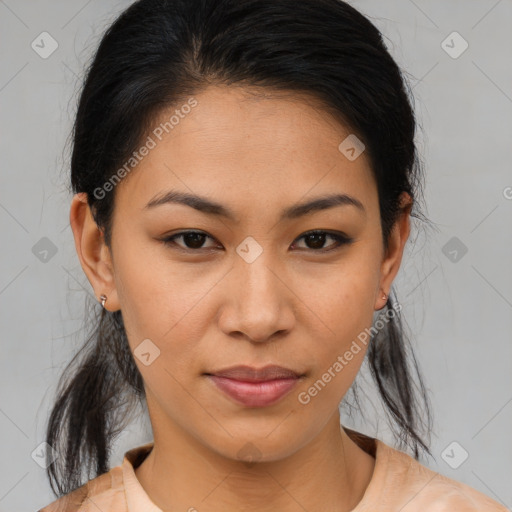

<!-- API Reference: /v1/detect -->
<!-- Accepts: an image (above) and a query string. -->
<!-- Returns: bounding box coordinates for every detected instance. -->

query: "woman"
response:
[38,0,506,510]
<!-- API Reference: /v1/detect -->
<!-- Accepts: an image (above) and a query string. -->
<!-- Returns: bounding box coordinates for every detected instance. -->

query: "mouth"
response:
[204,364,305,408]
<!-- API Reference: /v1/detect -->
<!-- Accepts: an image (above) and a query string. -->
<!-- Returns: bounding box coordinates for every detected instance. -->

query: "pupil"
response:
[185,233,205,248]
[307,233,325,249]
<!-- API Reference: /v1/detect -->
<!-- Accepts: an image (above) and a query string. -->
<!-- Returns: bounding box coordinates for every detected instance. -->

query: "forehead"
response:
[113,85,377,220]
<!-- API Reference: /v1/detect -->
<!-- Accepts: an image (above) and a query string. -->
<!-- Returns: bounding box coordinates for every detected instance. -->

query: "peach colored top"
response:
[38,428,507,511]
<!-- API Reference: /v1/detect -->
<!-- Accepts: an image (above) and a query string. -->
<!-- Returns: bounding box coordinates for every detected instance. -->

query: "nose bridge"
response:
[237,239,280,305]
[225,239,292,341]
[239,249,276,297]
[235,233,277,285]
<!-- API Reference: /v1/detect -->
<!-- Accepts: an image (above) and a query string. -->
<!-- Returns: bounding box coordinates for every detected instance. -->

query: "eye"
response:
[160,230,219,251]
[160,229,353,253]
[291,230,354,252]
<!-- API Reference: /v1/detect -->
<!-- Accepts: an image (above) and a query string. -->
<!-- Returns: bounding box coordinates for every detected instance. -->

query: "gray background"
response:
[1,0,511,510]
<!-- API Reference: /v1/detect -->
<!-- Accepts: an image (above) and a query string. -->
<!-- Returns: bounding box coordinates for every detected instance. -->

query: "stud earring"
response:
[382,292,388,301]
[100,294,107,308]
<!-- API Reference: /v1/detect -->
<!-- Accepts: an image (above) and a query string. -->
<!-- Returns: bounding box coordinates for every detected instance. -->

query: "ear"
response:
[69,193,120,311]
[375,191,412,310]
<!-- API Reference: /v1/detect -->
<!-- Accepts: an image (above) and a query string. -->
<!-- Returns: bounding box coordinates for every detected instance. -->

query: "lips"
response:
[206,364,302,382]
[205,364,304,407]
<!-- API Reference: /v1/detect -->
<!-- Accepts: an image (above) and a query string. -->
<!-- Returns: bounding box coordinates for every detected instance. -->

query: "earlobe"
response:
[69,193,120,311]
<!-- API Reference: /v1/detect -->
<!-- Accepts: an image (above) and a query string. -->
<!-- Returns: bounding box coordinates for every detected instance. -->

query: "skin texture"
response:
[70,85,412,512]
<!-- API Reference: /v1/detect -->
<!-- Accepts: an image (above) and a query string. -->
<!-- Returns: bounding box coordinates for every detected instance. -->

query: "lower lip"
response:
[207,375,299,407]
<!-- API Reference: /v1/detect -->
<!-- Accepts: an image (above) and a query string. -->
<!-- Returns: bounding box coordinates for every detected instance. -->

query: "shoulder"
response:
[375,440,508,511]
[38,465,126,512]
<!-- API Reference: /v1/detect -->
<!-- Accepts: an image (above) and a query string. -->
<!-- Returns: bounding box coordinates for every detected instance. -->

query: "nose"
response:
[217,253,295,343]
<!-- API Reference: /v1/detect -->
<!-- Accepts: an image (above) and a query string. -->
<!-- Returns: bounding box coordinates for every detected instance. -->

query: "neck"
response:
[134,411,376,512]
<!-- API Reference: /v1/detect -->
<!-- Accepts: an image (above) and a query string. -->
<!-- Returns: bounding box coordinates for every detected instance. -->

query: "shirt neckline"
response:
[121,426,389,512]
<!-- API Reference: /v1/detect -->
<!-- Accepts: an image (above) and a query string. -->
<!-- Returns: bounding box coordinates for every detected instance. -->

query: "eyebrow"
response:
[144,190,366,221]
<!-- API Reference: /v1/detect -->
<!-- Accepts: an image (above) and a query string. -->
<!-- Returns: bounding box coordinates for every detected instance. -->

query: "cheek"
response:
[305,254,379,338]
[113,235,199,336]
[298,256,379,398]
[113,246,224,406]
[114,252,206,415]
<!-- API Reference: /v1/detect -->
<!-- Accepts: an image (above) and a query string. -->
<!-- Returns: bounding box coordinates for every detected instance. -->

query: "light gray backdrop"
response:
[1,1,511,511]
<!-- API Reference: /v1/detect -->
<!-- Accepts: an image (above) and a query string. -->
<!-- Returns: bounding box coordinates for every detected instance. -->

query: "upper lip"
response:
[206,364,302,382]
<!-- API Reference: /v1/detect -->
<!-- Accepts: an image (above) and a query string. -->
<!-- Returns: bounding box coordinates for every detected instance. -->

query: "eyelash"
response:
[160,229,354,253]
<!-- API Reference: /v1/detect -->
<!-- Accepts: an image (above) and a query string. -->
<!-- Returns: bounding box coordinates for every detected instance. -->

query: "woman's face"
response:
[76,85,410,461]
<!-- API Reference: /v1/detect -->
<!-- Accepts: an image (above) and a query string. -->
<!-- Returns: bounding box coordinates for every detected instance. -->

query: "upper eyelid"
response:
[165,229,347,239]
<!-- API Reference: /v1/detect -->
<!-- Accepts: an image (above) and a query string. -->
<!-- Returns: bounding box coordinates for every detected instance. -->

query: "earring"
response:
[100,294,107,308]
[382,292,388,301]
